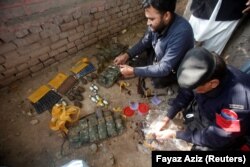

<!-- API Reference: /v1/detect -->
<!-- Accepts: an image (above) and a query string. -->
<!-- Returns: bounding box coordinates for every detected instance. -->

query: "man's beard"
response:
[151,19,166,33]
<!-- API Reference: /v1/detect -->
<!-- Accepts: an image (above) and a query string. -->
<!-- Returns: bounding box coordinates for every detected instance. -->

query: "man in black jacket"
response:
[154,47,250,150]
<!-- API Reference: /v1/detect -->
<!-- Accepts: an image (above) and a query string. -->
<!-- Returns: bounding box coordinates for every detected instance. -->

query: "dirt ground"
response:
[0,1,250,167]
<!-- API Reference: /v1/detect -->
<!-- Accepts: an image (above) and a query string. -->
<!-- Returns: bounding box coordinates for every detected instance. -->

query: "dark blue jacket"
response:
[127,14,194,77]
[167,66,250,149]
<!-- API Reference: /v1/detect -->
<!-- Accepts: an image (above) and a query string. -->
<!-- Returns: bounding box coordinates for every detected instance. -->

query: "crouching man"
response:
[154,47,250,151]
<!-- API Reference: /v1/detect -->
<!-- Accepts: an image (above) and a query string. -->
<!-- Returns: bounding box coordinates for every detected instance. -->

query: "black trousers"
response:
[129,47,177,89]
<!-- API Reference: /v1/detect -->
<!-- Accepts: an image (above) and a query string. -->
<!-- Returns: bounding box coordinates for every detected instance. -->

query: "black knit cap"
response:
[177,47,216,89]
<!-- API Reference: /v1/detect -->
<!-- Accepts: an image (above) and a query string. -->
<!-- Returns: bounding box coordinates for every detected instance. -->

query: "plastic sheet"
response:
[141,109,192,151]
[61,160,89,167]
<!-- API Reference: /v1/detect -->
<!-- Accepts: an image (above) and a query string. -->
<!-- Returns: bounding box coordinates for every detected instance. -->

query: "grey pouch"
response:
[79,118,89,145]
[104,110,117,137]
[87,115,99,142]
[96,108,108,140]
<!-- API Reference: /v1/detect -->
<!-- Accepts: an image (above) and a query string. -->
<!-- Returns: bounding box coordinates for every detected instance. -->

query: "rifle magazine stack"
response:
[27,85,62,114]
[70,58,96,79]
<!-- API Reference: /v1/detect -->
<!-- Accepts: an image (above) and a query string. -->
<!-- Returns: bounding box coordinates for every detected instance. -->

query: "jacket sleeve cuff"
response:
[176,130,192,143]
[166,106,182,119]
[127,49,136,59]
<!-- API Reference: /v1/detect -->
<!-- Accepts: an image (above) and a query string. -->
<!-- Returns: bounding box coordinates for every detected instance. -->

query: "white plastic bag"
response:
[61,160,89,167]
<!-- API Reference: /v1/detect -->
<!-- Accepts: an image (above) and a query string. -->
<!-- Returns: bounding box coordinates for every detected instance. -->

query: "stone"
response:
[30,119,39,125]
[90,143,98,153]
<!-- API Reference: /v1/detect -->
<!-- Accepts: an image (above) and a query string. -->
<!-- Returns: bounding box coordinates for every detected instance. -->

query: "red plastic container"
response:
[138,103,149,115]
[123,106,135,117]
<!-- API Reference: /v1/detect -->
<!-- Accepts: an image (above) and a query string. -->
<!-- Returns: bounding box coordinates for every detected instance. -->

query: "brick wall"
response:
[0,0,144,87]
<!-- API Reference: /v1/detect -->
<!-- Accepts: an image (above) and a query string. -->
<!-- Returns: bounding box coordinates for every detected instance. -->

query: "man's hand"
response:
[119,64,135,78]
[155,129,176,141]
[150,116,171,132]
[243,0,250,13]
[113,53,129,65]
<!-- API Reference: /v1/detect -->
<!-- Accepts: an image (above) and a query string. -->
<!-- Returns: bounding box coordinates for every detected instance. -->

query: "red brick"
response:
[67,42,75,49]
[84,38,98,47]
[94,11,105,19]
[4,55,29,68]
[49,50,59,57]
[17,43,41,56]
[50,35,59,42]
[28,58,39,66]
[43,58,56,67]
[88,33,96,39]
[98,23,109,30]
[16,63,29,72]
[67,47,78,55]
[92,20,99,27]
[90,7,98,14]
[68,32,84,42]
[76,25,85,32]
[40,24,61,39]
[29,46,50,58]
[128,8,133,13]
[13,34,40,47]
[2,68,17,77]
[63,15,73,23]
[38,38,51,47]
[15,29,29,38]
[55,52,69,61]
[59,32,68,39]
[84,22,92,29]
[0,43,17,55]
[78,16,91,25]
[109,7,120,15]
[29,63,44,73]
[15,69,30,79]
[51,39,68,50]
[76,44,85,50]
[84,27,97,35]
[57,46,67,53]
[39,53,50,61]
[54,16,63,25]
[3,51,20,61]
[29,26,43,34]
[75,39,82,45]
[98,18,105,24]
[81,36,88,43]
[59,29,76,39]
[60,20,79,32]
